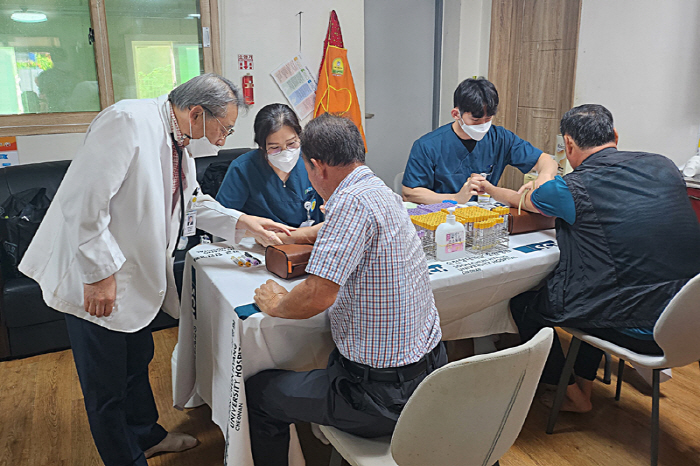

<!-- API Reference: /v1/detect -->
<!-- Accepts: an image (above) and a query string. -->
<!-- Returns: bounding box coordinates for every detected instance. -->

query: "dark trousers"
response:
[65,314,167,466]
[246,343,447,466]
[511,290,663,385]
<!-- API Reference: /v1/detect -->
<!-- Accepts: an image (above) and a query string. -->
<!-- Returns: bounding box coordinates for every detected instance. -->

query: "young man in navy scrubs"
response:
[402,77,558,204]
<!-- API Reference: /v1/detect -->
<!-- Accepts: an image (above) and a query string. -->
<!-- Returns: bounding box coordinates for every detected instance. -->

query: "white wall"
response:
[438,0,491,126]
[439,0,462,127]
[363,0,435,186]
[17,133,85,165]
[575,0,700,166]
[457,0,491,82]
[14,0,365,163]
[220,0,365,150]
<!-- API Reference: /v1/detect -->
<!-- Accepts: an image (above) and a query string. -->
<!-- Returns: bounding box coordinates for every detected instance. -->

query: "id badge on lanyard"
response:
[300,199,317,228]
[184,210,197,236]
[184,190,199,236]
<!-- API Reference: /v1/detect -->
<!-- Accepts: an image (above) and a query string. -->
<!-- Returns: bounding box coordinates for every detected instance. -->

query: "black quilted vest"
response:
[544,147,700,328]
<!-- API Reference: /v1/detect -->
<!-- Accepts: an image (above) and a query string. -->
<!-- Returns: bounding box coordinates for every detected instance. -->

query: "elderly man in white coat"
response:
[19,74,290,466]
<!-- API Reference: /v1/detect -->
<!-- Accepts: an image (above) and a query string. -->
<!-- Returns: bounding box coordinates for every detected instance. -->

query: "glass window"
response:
[105,0,204,102]
[0,0,218,136]
[0,0,100,115]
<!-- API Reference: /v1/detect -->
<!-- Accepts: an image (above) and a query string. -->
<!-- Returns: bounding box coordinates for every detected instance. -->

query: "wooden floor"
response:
[2,327,700,466]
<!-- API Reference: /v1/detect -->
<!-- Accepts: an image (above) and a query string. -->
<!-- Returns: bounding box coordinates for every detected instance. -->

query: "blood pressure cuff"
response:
[508,208,555,234]
[265,244,314,279]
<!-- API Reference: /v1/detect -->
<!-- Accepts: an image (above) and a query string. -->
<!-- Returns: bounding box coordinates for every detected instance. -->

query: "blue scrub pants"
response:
[65,314,167,466]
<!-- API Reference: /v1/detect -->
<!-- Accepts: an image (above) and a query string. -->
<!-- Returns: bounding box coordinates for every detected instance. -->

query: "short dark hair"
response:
[559,104,616,149]
[300,113,365,166]
[453,77,499,118]
[253,104,301,155]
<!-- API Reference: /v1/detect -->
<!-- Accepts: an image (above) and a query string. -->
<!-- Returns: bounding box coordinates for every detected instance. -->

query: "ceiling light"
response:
[11,11,48,23]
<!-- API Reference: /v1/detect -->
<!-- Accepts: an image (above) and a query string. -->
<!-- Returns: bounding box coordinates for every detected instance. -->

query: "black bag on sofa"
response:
[200,160,232,196]
[0,187,51,278]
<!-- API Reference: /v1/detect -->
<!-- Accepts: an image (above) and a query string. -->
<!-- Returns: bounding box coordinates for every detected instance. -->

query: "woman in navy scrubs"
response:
[217,104,323,243]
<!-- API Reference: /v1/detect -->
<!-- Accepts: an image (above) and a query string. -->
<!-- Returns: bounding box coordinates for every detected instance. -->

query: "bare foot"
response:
[576,376,593,398]
[145,432,199,459]
[540,383,592,413]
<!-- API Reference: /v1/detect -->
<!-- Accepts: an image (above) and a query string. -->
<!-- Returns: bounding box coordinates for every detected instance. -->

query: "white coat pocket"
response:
[53,259,136,311]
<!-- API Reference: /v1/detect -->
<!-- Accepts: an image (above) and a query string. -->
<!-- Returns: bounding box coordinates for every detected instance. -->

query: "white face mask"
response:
[267,147,300,173]
[186,115,220,157]
[458,116,492,141]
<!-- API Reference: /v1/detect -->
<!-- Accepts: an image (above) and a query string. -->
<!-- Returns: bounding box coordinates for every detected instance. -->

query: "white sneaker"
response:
[144,432,199,458]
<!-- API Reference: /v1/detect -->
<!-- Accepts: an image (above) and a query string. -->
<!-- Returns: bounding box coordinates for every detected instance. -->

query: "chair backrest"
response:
[654,273,700,368]
[390,328,553,466]
[393,171,405,195]
[195,147,252,181]
[0,160,71,205]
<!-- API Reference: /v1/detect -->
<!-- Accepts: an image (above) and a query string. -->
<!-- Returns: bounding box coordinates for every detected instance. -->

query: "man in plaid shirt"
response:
[250,113,445,466]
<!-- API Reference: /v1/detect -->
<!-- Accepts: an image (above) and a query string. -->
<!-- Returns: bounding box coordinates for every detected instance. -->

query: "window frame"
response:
[0,0,221,137]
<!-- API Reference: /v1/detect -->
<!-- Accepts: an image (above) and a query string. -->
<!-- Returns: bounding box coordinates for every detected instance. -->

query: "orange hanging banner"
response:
[313,12,366,150]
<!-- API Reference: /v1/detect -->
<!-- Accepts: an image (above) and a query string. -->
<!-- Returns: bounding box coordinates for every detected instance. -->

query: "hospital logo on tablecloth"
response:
[428,264,449,275]
[514,240,556,254]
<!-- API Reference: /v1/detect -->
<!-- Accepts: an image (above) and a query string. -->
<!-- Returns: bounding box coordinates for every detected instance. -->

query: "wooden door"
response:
[488,0,581,190]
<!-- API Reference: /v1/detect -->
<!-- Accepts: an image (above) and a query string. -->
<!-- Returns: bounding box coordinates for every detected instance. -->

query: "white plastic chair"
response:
[320,328,554,466]
[393,171,404,196]
[547,273,700,466]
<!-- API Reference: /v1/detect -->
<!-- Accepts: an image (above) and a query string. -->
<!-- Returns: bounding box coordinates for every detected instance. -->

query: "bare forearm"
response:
[485,185,537,212]
[273,276,337,319]
[402,186,458,204]
[485,184,520,207]
[534,153,558,180]
[280,223,322,244]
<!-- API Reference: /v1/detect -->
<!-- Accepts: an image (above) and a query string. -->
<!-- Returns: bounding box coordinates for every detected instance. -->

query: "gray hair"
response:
[168,73,247,118]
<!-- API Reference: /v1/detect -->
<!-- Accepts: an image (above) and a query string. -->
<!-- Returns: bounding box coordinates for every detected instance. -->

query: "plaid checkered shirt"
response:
[306,165,441,368]
[167,101,188,213]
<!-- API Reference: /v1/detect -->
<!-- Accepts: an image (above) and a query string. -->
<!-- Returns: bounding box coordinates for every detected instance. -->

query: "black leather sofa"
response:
[0,148,250,360]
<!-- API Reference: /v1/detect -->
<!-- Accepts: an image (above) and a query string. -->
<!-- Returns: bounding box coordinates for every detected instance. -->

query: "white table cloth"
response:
[173,231,559,466]
[427,230,558,338]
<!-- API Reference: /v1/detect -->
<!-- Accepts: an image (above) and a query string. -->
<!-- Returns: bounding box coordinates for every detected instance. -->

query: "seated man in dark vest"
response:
[475,104,700,412]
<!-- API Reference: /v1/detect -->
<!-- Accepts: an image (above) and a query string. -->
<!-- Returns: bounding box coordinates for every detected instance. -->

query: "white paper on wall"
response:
[271,55,317,120]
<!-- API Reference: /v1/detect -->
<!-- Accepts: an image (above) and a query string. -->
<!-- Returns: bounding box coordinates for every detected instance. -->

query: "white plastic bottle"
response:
[435,207,466,261]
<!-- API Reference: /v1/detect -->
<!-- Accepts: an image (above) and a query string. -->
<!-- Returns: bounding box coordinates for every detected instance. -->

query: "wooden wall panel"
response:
[488,0,522,131]
[516,107,560,155]
[521,0,566,43]
[517,41,562,110]
[489,0,581,190]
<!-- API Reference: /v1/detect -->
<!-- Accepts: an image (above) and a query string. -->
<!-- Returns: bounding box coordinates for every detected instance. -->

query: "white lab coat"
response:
[19,95,243,332]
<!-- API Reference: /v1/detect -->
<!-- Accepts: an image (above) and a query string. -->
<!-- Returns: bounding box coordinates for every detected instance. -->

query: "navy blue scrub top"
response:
[216,149,324,227]
[402,123,543,193]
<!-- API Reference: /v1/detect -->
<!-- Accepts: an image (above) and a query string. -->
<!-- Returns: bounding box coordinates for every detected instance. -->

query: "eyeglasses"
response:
[202,106,235,137]
[266,139,300,155]
[212,115,235,137]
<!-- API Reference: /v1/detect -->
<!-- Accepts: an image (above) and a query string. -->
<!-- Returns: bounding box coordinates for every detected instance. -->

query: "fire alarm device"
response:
[242,74,254,105]
[238,54,253,70]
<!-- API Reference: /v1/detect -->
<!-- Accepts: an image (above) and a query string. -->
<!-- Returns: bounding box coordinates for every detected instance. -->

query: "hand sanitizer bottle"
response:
[435,207,466,261]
